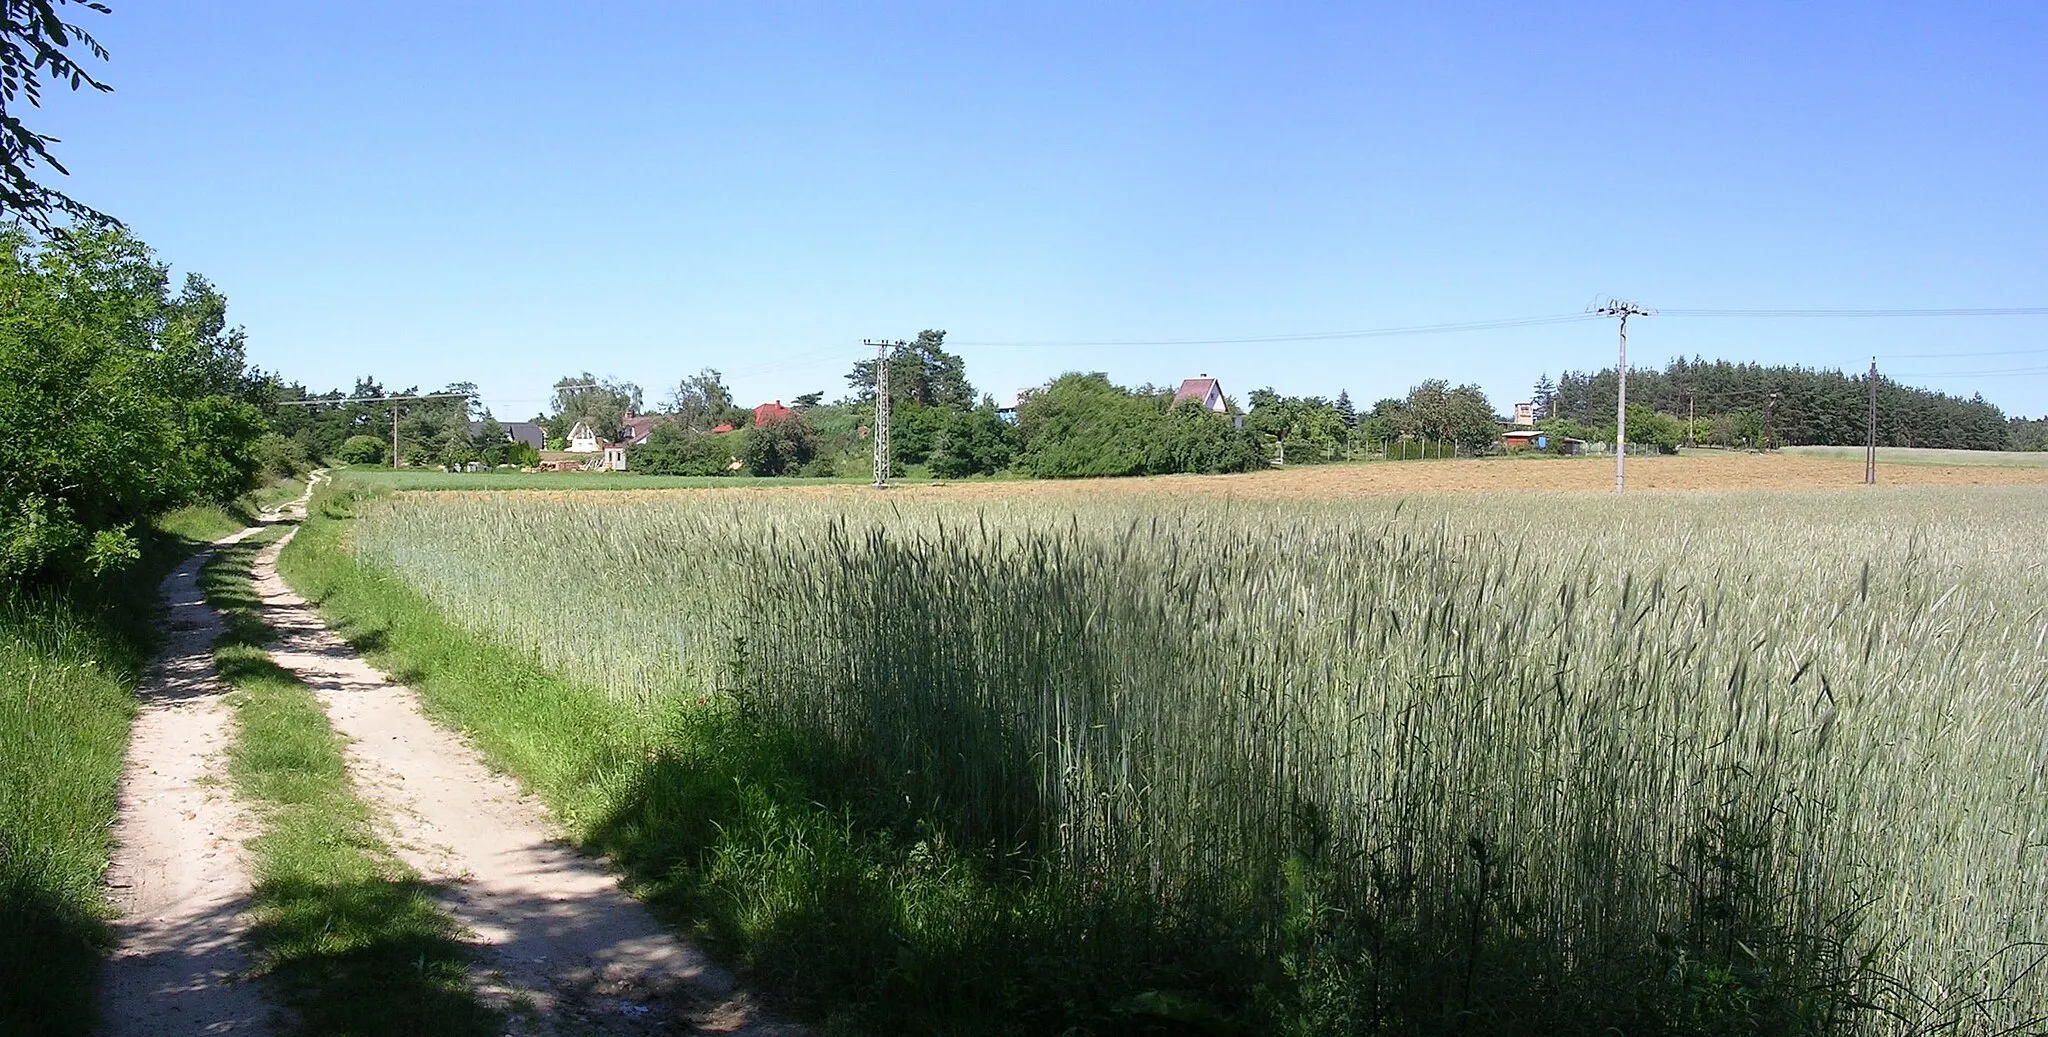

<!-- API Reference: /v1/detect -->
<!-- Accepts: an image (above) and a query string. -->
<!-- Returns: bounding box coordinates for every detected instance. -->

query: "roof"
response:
[753,401,793,426]
[619,414,662,445]
[470,420,547,450]
[1501,428,1545,439]
[710,422,736,433]
[1173,378,1221,404]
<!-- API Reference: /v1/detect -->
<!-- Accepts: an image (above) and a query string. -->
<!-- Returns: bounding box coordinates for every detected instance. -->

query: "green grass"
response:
[0,503,247,1037]
[198,528,500,1037]
[1782,444,2048,467]
[245,476,309,514]
[290,482,2048,1035]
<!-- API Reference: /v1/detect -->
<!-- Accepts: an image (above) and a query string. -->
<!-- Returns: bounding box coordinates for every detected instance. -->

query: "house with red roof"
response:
[1173,376,1228,413]
[753,400,793,427]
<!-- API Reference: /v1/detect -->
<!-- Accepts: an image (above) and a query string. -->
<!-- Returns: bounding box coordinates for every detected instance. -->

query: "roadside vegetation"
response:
[0,504,244,1037]
[201,529,500,1037]
[283,478,2048,1035]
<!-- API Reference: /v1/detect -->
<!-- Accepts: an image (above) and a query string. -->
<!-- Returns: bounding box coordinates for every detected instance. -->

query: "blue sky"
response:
[32,1,2048,418]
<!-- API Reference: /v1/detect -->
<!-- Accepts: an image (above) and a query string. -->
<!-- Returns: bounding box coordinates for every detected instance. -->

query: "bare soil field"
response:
[456,452,2048,503]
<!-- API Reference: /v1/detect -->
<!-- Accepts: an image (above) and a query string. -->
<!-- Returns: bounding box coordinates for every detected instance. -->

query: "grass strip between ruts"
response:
[200,527,501,1037]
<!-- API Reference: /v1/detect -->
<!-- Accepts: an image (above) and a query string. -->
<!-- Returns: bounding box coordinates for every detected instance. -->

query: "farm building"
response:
[1173,376,1228,413]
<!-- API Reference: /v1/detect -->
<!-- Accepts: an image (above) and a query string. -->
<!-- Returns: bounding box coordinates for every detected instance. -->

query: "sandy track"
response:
[249,531,798,1036]
[97,526,273,1037]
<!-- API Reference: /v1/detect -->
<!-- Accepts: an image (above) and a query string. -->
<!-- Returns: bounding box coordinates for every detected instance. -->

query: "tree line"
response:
[1538,357,2022,450]
[0,226,276,580]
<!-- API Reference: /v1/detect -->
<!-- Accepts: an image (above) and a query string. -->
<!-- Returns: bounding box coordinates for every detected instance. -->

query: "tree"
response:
[1157,398,1263,473]
[549,372,641,442]
[1395,380,1499,452]
[183,396,267,501]
[0,225,267,578]
[928,402,1018,478]
[1531,373,1557,420]
[1246,389,1350,463]
[1,0,114,230]
[791,390,825,410]
[1015,373,1160,478]
[665,368,741,430]
[742,415,818,476]
[1334,390,1357,429]
[844,329,974,409]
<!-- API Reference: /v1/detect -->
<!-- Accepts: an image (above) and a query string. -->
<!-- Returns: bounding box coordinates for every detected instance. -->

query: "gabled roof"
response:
[1173,377,1227,412]
[619,414,662,445]
[753,401,793,427]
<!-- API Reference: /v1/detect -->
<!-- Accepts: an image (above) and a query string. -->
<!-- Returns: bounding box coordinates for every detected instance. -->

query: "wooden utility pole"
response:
[1866,358,1878,485]
[272,391,474,468]
[1595,300,1654,494]
[864,339,903,487]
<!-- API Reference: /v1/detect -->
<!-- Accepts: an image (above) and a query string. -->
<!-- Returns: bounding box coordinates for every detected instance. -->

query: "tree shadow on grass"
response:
[249,872,502,1037]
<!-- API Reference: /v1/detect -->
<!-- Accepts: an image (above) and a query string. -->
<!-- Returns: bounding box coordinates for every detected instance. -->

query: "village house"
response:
[468,420,547,451]
[565,420,602,453]
[1173,375,1228,413]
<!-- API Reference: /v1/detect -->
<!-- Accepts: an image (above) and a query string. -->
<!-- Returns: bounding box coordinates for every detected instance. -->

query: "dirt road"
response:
[249,531,797,1036]
[97,525,272,1036]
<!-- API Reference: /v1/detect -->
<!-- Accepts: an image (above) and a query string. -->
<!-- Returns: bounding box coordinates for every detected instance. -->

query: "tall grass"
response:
[338,484,2048,1034]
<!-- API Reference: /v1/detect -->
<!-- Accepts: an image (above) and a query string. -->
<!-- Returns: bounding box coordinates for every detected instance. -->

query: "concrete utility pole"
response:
[864,339,904,487]
[1595,300,1654,494]
[1866,358,1879,485]
[392,406,400,468]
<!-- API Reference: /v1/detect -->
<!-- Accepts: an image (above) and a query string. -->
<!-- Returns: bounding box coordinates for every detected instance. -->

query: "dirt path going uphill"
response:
[97,532,275,1036]
[248,531,798,1036]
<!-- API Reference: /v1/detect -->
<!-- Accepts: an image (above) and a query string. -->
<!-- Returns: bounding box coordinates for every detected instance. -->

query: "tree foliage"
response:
[844,329,974,409]
[0,225,264,579]
[0,0,113,230]
[546,372,641,442]
[664,367,744,431]
[1550,357,2013,450]
[1016,373,1261,479]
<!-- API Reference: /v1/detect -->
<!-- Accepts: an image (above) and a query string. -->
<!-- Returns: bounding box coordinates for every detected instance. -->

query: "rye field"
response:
[320,475,2048,1035]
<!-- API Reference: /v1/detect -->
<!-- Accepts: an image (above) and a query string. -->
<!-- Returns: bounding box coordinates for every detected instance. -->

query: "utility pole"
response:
[1866,358,1878,485]
[864,339,903,487]
[1594,300,1654,494]
[273,391,474,469]
[1686,393,1696,448]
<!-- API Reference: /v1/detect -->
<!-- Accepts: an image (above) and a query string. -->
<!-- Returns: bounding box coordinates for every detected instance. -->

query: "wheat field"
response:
[341,482,2048,1033]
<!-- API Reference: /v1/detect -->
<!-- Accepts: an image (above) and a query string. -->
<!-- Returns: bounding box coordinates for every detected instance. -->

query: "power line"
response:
[1662,307,2048,318]
[1890,366,2048,378]
[951,313,1600,348]
[1877,347,2048,360]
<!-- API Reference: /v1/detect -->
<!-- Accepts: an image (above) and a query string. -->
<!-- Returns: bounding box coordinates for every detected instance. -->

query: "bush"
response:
[338,435,387,466]
[928,405,1018,478]
[743,417,819,477]
[256,432,310,479]
[630,427,744,476]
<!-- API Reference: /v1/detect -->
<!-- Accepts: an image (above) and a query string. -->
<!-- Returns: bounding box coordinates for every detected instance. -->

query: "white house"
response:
[1512,402,1535,427]
[566,420,601,453]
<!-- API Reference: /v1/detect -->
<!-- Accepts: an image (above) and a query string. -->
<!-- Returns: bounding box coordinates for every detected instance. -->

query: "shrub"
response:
[338,435,387,466]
